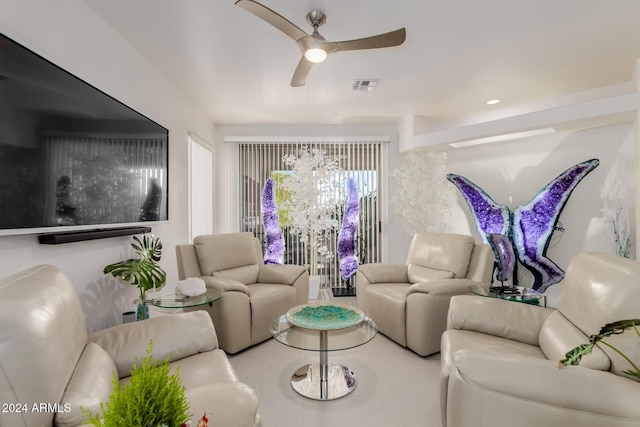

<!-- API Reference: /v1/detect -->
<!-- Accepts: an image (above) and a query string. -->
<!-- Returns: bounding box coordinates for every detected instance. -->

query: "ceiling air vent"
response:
[352,79,379,91]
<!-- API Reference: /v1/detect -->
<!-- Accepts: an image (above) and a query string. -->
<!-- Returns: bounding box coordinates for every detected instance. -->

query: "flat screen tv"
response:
[0,33,169,236]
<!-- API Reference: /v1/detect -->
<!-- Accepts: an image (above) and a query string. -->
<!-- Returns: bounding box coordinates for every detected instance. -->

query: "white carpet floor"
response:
[227,291,442,427]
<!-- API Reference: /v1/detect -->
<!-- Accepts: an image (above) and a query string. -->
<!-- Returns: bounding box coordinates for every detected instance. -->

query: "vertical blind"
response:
[235,138,387,290]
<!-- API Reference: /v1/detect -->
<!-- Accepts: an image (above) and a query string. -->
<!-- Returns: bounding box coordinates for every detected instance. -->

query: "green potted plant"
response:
[83,341,191,427]
[104,234,166,320]
[560,319,640,380]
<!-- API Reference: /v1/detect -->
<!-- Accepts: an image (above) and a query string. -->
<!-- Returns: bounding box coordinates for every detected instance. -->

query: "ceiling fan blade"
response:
[235,0,308,42]
[291,57,314,87]
[336,28,406,52]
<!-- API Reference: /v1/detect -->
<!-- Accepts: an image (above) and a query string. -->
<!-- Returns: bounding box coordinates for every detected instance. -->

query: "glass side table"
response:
[151,288,223,309]
[469,284,547,307]
[270,311,377,401]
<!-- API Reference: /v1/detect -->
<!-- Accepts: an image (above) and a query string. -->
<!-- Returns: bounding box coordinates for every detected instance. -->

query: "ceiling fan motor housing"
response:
[306,10,326,28]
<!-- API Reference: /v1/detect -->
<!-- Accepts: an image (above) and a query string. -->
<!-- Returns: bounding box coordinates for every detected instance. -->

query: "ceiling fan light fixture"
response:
[304,48,328,63]
[235,0,406,87]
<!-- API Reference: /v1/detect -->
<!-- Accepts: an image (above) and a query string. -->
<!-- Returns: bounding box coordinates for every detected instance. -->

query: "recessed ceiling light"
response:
[486,99,501,105]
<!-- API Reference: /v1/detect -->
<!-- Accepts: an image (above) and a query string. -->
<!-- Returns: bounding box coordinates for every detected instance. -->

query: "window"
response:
[233,137,388,291]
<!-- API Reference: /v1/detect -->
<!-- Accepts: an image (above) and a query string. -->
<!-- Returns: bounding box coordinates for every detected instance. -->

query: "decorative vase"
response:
[309,275,322,300]
[137,302,149,321]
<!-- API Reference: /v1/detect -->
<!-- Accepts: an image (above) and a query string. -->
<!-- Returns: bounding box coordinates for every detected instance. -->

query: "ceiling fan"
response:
[235,0,406,87]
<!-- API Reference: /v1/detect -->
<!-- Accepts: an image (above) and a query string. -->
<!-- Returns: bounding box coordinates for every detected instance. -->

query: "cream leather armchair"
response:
[176,232,309,354]
[0,265,261,427]
[356,233,493,356]
[441,252,640,427]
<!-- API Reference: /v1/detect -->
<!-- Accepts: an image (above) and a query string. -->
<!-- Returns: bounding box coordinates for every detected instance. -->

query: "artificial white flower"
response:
[391,151,454,235]
[281,147,345,265]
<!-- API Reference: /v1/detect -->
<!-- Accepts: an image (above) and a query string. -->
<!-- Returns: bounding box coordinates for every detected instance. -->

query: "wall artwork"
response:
[447,158,600,292]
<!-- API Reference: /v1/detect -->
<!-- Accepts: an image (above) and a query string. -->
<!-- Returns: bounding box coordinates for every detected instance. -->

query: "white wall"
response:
[0,0,216,332]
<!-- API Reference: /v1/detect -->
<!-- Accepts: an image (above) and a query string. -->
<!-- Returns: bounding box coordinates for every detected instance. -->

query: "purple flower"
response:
[261,178,285,264]
[338,178,359,280]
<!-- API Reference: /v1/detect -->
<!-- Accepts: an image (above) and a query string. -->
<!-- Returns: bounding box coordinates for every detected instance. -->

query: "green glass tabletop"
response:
[151,289,223,309]
[469,284,546,307]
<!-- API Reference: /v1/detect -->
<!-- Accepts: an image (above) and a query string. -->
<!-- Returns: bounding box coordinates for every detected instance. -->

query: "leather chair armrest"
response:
[257,264,307,285]
[408,278,476,296]
[88,311,218,378]
[188,382,261,427]
[357,263,408,284]
[448,295,554,346]
[201,276,251,296]
[451,349,640,419]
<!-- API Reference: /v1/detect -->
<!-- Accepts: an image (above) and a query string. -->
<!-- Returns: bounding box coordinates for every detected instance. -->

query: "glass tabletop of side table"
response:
[469,284,547,307]
[151,289,223,309]
[270,310,377,401]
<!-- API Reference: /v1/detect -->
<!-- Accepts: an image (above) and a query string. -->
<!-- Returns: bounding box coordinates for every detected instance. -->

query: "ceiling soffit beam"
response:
[400,91,640,152]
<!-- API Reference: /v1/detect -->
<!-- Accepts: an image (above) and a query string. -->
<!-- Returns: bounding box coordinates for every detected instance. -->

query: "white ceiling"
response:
[83,0,640,127]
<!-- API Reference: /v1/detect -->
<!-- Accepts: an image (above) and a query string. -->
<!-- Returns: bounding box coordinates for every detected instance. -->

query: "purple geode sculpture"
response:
[261,178,285,264]
[512,159,599,291]
[447,158,599,292]
[446,174,511,237]
[338,178,359,281]
[487,233,516,282]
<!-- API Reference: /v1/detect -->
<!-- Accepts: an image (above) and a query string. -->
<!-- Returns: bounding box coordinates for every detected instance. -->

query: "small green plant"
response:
[559,319,640,380]
[104,234,166,302]
[84,341,191,427]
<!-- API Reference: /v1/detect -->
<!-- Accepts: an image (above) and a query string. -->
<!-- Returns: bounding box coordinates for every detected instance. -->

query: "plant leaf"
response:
[560,343,595,366]
[104,257,166,292]
[560,319,640,369]
[598,319,640,337]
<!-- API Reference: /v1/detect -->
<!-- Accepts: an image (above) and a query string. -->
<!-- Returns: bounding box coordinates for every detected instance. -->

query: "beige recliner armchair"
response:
[0,265,261,427]
[356,232,494,356]
[441,251,640,427]
[176,232,309,354]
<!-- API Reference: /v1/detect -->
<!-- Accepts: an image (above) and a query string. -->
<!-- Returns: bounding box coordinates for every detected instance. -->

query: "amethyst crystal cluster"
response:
[447,159,599,292]
[337,178,359,281]
[487,233,516,283]
[261,178,285,264]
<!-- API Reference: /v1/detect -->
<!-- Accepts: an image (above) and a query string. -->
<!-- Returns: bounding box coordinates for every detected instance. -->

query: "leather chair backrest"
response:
[193,232,263,284]
[176,243,202,279]
[0,265,87,427]
[466,243,495,286]
[406,233,475,280]
[557,251,640,377]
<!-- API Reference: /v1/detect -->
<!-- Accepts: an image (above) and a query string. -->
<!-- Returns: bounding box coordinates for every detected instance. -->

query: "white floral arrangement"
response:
[391,151,454,235]
[175,277,207,297]
[601,161,633,258]
[281,146,345,272]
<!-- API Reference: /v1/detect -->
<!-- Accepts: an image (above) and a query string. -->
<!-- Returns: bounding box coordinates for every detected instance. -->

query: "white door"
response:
[189,135,215,241]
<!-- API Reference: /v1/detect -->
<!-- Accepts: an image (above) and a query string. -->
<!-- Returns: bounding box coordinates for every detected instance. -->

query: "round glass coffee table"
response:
[151,288,223,309]
[270,304,377,401]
